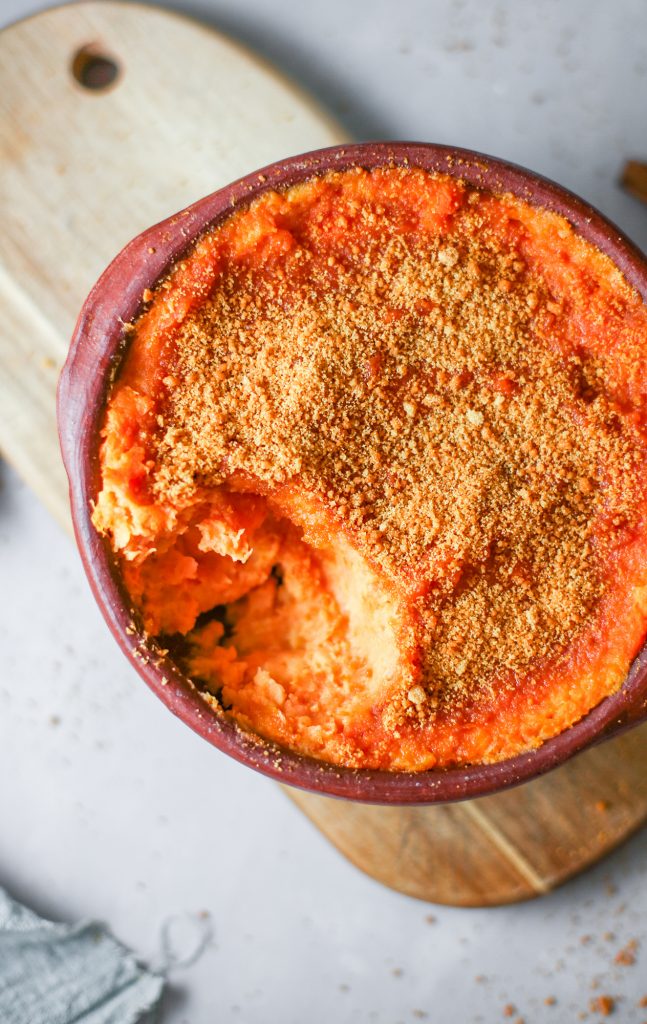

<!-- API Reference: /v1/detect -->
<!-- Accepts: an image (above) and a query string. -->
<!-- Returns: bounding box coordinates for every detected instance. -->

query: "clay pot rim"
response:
[58,141,647,805]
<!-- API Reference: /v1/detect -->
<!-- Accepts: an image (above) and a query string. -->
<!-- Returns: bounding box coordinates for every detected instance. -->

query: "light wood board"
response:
[0,0,342,526]
[2,0,646,907]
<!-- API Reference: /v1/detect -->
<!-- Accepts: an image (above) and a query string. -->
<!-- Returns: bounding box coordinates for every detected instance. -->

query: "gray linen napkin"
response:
[0,887,164,1024]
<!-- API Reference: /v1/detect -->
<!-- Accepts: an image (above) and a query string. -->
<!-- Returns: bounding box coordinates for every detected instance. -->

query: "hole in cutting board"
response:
[71,45,120,91]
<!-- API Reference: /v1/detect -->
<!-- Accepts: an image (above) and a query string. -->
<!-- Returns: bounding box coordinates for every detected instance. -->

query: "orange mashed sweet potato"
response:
[93,166,647,771]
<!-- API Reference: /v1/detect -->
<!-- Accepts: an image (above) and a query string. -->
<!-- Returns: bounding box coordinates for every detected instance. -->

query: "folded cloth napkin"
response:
[0,887,164,1024]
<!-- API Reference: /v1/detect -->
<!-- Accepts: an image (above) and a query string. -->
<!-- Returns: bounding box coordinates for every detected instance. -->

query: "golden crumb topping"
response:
[93,167,647,768]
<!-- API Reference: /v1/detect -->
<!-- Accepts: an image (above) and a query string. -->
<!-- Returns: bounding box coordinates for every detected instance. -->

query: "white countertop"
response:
[2,1,647,1021]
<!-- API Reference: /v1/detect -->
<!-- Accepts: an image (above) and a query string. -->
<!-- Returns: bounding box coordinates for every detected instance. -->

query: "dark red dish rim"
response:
[58,142,647,805]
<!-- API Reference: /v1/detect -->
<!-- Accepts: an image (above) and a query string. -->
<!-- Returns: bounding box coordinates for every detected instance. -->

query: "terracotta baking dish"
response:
[57,142,647,804]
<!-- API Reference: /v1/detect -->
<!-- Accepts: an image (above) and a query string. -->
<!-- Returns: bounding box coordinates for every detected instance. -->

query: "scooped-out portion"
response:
[92,165,647,770]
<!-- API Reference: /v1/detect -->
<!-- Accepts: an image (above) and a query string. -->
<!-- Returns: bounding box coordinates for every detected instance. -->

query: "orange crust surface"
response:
[93,167,647,771]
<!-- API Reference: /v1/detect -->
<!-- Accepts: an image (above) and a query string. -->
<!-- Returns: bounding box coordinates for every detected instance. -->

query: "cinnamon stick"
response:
[621,160,647,204]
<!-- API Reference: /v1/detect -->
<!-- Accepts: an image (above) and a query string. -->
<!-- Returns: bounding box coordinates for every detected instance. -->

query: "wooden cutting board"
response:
[2,0,646,907]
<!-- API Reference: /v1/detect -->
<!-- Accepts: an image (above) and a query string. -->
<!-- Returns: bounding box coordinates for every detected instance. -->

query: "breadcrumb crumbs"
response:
[614,939,638,966]
[94,165,647,770]
[590,994,615,1016]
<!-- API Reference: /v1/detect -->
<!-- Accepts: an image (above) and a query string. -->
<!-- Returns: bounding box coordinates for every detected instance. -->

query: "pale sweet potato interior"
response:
[117,484,412,764]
